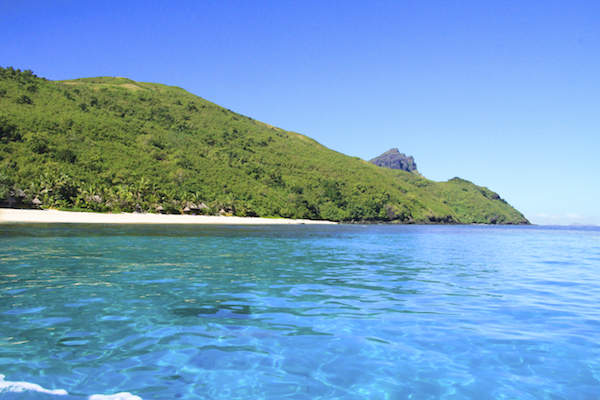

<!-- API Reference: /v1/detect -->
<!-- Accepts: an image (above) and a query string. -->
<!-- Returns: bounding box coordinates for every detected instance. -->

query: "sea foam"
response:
[0,375,142,399]
[0,374,68,395]
[88,393,143,400]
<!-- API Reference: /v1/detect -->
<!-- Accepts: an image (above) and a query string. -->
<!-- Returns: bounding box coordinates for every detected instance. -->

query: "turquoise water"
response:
[0,224,599,399]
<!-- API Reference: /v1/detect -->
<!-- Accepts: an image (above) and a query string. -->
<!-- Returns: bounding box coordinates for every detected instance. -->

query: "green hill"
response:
[0,67,528,224]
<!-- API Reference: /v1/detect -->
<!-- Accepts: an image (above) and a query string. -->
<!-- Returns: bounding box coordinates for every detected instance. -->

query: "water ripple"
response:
[0,224,599,398]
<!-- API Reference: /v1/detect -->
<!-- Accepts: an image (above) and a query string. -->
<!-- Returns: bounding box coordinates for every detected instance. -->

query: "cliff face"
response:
[369,148,418,173]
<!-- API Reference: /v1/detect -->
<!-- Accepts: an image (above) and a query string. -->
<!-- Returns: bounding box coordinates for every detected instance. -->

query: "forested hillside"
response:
[0,67,528,224]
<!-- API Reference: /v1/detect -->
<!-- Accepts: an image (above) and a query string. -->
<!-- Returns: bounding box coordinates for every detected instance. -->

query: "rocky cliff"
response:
[369,148,418,173]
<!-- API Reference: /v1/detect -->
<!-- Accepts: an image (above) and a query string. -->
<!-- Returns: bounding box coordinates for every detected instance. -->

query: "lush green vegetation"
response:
[0,66,528,224]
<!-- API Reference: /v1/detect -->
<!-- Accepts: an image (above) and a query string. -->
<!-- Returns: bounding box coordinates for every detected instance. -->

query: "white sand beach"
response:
[0,208,337,225]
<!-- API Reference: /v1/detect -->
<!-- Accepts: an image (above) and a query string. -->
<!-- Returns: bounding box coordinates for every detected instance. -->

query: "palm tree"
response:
[102,186,117,210]
[75,186,90,207]
[76,183,102,210]
[133,178,150,202]
[24,181,43,204]
[39,172,57,204]
[116,185,135,211]
[160,188,180,214]
[178,190,193,213]
[0,172,10,201]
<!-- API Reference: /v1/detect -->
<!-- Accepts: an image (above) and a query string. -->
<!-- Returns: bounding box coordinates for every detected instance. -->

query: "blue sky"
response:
[1,0,599,225]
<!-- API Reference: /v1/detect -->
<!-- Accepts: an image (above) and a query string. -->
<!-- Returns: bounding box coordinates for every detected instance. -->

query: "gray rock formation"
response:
[369,148,418,173]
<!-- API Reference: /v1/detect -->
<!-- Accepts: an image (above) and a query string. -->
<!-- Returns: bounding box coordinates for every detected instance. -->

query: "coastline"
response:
[0,208,337,225]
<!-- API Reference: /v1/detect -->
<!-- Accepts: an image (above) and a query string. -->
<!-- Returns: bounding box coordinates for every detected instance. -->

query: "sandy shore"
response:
[0,208,337,225]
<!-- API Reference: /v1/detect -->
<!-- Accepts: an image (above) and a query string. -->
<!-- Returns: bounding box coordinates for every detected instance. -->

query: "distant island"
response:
[0,67,529,224]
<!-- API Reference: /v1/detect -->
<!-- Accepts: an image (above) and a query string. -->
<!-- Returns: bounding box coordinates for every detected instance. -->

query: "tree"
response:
[16,95,33,105]
[0,172,10,201]
[0,117,20,143]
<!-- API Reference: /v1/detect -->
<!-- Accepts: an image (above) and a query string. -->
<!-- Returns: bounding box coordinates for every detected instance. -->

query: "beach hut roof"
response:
[156,205,164,211]
[16,189,27,199]
[183,206,191,212]
[32,197,42,205]
[199,202,209,209]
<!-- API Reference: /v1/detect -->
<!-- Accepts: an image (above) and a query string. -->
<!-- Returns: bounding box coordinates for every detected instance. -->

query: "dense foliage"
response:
[0,66,528,224]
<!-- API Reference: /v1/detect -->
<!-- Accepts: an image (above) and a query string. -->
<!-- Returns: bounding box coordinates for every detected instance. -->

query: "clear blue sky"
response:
[2,0,599,225]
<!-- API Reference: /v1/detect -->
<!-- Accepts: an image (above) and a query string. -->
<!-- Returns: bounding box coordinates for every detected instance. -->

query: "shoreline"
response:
[0,208,337,225]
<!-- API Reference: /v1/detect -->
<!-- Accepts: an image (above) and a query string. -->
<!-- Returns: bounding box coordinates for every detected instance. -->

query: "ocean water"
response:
[0,224,599,399]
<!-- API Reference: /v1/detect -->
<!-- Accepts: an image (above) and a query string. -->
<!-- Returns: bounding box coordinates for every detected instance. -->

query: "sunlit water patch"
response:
[0,224,599,399]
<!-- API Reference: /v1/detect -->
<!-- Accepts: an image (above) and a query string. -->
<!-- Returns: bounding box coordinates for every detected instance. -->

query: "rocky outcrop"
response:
[369,148,418,173]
